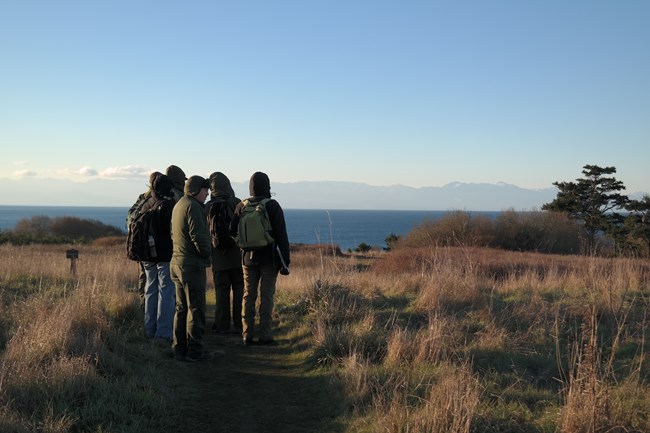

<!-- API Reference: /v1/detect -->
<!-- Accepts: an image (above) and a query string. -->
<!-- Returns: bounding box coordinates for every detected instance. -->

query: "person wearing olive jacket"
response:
[170,175,213,362]
[230,171,290,345]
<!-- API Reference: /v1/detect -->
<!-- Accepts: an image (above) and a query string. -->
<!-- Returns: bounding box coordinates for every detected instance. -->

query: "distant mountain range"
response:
[1,177,647,211]
[247,181,559,211]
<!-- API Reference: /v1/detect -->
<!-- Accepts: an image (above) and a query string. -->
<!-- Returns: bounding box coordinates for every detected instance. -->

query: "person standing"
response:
[204,172,244,335]
[171,175,214,361]
[230,171,290,345]
[142,174,176,343]
[126,171,162,309]
[166,164,187,202]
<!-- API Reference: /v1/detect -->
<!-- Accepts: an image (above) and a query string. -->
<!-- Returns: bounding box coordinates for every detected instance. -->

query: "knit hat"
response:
[184,175,210,196]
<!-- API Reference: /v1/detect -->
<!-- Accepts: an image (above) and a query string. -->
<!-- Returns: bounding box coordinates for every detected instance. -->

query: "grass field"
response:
[0,242,648,432]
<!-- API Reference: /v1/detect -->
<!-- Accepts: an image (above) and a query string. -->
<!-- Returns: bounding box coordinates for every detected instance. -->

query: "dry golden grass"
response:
[275,244,650,433]
[0,243,165,433]
[1,242,648,433]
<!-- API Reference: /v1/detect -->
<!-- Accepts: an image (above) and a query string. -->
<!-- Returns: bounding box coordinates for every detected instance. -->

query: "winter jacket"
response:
[171,194,212,267]
[148,198,174,262]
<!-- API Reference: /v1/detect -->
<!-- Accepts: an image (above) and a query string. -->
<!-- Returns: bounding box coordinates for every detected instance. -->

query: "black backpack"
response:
[126,193,151,230]
[208,199,236,250]
[127,200,163,261]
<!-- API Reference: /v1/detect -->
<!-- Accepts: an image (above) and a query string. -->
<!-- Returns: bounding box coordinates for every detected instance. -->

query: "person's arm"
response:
[188,202,212,258]
[269,201,290,267]
[229,202,243,237]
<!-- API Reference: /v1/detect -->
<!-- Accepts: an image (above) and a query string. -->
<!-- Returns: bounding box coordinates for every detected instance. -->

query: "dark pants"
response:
[212,267,244,332]
[242,264,278,341]
[171,263,207,358]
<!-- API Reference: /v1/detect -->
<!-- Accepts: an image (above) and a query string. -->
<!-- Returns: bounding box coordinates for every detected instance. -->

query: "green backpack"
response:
[236,198,274,250]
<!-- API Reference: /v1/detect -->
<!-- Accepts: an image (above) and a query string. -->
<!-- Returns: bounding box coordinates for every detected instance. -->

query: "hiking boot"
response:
[243,338,255,346]
[258,338,278,346]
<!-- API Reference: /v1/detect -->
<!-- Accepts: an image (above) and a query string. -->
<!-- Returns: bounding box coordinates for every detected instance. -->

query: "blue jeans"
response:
[144,261,175,340]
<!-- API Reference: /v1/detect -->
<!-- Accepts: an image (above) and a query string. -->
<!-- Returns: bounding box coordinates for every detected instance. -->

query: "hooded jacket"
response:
[204,172,242,271]
[230,172,290,269]
[166,165,186,203]
[146,174,175,262]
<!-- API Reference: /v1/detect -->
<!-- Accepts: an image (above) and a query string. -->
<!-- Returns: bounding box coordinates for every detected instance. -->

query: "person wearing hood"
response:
[126,171,163,309]
[142,174,176,344]
[165,164,187,202]
[170,175,214,361]
[204,172,244,335]
[230,171,290,345]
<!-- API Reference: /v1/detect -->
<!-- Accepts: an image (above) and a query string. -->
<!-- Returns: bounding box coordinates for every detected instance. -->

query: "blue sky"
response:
[1,0,648,205]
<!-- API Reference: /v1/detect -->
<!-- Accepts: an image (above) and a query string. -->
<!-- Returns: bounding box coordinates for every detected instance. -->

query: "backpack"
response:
[126,193,151,230]
[208,199,236,250]
[126,200,163,261]
[236,198,274,250]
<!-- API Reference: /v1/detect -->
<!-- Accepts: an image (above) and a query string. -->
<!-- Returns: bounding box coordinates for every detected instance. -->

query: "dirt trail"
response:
[160,310,346,433]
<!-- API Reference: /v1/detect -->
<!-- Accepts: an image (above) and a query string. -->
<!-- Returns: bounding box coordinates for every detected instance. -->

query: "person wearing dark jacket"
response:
[204,172,244,335]
[127,171,163,309]
[230,171,290,345]
[142,174,176,343]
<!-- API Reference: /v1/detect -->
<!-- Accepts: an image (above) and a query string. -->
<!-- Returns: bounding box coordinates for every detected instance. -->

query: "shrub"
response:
[355,242,372,253]
[4,216,124,245]
[493,209,581,254]
[400,211,495,248]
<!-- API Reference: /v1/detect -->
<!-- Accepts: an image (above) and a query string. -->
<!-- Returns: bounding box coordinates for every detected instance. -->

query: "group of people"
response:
[128,165,290,362]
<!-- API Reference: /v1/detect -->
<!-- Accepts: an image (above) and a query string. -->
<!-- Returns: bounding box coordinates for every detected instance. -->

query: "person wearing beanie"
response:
[165,164,187,202]
[204,172,244,335]
[229,171,290,345]
[142,174,176,344]
[170,175,215,361]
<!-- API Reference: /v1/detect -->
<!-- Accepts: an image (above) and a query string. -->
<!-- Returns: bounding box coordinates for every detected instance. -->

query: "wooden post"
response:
[66,248,79,277]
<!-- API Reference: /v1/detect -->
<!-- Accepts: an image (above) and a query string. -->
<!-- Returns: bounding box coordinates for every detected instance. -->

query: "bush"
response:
[492,209,581,254]
[355,242,372,253]
[398,210,582,255]
[400,211,495,248]
[3,215,125,245]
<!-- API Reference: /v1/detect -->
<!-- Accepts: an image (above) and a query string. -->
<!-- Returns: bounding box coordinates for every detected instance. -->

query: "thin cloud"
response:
[78,166,99,176]
[100,165,151,179]
[14,169,37,177]
[12,161,29,167]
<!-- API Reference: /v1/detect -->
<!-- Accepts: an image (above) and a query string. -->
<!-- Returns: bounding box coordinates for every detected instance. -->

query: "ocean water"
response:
[0,205,498,250]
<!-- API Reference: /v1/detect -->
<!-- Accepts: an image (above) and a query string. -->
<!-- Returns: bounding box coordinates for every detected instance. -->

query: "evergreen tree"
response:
[542,164,628,254]
[625,194,650,257]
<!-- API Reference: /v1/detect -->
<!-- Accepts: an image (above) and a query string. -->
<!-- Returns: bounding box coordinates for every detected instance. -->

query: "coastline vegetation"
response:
[0,216,124,246]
